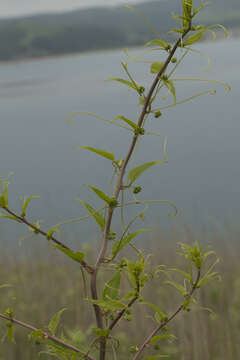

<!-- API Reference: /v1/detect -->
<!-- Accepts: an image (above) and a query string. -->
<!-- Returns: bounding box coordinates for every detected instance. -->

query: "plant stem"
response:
[108,296,138,331]
[132,270,201,360]
[0,313,96,360]
[90,27,191,360]
[2,206,94,274]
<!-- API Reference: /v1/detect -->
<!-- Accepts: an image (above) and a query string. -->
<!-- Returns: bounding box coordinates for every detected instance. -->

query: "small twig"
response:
[132,270,201,360]
[2,206,94,274]
[108,296,138,331]
[0,313,96,360]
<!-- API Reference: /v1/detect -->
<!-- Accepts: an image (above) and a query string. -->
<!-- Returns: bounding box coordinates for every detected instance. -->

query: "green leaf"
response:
[55,245,84,264]
[46,227,59,241]
[0,212,21,223]
[202,250,216,262]
[165,280,187,296]
[76,199,105,231]
[74,146,115,161]
[169,268,193,283]
[141,302,167,322]
[192,1,209,17]
[113,116,138,130]
[112,229,151,257]
[20,195,40,217]
[151,334,176,343]
[92,328,110,338]
[28,221,40,234]
[28,329,45,340]
[184,31,205,46]
[124,5,162,40]
[5,322,16,344]
[0,284,11,290]
[181,0,193,28]
[87,298,126,311]
[197,272,219,288]
[2,181,9,208]
[151,62,164,74]
[4,308,14,317]
[48,308,67,336]
[0,196,6,208]
[128,161,167,184]
[105,78,139,92]
[85,184,118,207]
[102,271,121,301]
[162,79,176,103]
[144,39,169,50]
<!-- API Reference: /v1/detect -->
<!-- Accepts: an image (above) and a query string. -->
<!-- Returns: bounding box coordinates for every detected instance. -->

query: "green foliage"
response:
[20,195,40,218]
[55,245,85,264]
[48,308,67,336]
[112,229,151,257]
[76,200,105,231]
[128,161,167,185]
[74,146,115,161]
[85,184,118,208]
[0,1,230,360]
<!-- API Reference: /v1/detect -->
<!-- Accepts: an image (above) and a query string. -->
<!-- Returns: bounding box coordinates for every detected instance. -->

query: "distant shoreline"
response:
[1,27,239,67]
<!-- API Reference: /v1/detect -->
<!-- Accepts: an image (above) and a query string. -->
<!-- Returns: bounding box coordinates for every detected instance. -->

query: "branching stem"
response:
[90,27,191,360]
[132,270,201,360]
[2,206,94,274]
[0,313,96,360]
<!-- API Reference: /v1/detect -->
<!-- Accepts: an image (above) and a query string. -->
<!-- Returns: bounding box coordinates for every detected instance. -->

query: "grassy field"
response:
[0,225,239,359]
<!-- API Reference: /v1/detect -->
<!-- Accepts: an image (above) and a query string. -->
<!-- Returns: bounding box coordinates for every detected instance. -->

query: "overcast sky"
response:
[1,0,148,18]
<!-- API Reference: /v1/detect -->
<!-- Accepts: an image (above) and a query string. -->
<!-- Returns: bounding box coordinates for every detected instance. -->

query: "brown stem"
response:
[0,313,96,360]
[2,206,94,274]
[90,28,191,360]
[132,270,201,360]
[108,296,138,331]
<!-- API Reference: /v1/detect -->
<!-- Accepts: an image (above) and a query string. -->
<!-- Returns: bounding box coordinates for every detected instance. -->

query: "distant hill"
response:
[0,0,239,61]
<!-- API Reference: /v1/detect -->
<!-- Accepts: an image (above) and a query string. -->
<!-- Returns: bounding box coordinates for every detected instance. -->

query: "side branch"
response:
[132,270,201,360]
[2,206,94,274]
[108,296,138,331]
[0,313,96,360]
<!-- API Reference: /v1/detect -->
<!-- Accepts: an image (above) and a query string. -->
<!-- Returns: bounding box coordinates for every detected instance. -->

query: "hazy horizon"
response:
[0,0,150,19]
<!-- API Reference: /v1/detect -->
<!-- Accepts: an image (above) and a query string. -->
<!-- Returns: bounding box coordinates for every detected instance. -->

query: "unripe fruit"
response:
[154,111,162,118]
[133,186,142,194]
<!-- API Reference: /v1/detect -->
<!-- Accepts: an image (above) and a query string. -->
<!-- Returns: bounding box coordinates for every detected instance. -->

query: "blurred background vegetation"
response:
[0,226,240,359]
[0,0,240,62]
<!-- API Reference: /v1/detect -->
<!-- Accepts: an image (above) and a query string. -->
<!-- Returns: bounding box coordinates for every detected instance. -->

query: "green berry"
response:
[154,111,162,118]
[133,186,142,194]
[108,231,116,241]
[139,86,145,94]
[171,57,177,63]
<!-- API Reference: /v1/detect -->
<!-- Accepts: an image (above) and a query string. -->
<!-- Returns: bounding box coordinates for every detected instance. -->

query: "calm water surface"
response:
[0,38,239,247]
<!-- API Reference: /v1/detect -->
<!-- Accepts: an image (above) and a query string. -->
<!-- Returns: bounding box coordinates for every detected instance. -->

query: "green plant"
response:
[0,1,230,360]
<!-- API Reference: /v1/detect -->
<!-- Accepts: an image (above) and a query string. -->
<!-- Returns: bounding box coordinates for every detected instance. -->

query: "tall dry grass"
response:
[0,224,239,359]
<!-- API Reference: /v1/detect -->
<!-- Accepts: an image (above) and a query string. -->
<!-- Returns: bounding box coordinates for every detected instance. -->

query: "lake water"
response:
[0,38,240,247]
